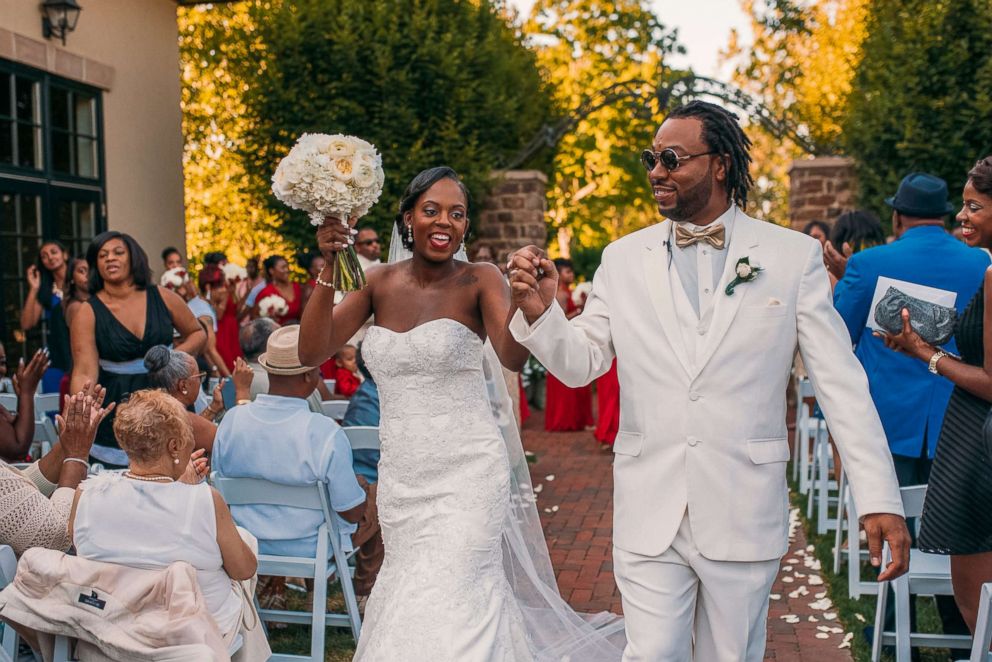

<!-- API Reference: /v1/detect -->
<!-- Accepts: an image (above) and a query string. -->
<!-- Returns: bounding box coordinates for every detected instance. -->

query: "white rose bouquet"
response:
[222,262,248,283]
[258,294,289,319]
[271,133,385,291]
[159,267,189,291]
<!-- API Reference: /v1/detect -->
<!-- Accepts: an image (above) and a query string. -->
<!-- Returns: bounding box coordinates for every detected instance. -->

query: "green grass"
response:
[797,483,956,662]
[262,583,357,661]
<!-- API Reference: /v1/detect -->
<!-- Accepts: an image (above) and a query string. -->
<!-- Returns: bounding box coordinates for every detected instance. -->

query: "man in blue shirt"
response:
[341,343,380,483]
[834,173,987,643]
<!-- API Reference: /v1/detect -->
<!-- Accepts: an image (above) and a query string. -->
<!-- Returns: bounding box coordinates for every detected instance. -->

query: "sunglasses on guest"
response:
[640,148,716,173]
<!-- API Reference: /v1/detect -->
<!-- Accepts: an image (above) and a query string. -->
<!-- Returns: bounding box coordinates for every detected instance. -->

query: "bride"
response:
[299,166,623,661]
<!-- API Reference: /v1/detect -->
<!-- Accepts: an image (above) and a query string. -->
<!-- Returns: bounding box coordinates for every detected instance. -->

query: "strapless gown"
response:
[354,318,532,660]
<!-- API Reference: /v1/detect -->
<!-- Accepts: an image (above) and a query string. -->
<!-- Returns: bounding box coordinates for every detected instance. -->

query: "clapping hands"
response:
[12,349,50,397]
[56,384,115,461]
[507,246,559,323]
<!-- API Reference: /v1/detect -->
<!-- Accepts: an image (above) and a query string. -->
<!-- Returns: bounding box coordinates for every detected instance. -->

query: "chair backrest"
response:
[323,379,336,393]
[0,545,17,589]
[320,400,349,420]
[34,393,60,416]
[342,426,380,451]
[970,582,992,662]
[797,377,815,400]
[0,394,16,413]
[899,484,928,519]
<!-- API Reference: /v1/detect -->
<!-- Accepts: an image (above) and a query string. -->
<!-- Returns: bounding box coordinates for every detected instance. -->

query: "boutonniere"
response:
[725,257,763,296]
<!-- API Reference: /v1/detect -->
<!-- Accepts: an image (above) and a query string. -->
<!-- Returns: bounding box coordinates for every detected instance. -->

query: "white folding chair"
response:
[872,485,973,661]
[0,544,18,660]
[839,481,878,599]
[33,394,60,417]
[342,426,380,451]
[792,376,812,484]
[320,400,349,421]
[0,395,16,414]
[212,474,362,661]
[959,582,992,662]
[323,379,336,394]
[206,377,220,394]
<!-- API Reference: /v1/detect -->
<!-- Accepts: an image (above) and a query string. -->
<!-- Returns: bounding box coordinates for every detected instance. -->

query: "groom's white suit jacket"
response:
[511,213,903,562]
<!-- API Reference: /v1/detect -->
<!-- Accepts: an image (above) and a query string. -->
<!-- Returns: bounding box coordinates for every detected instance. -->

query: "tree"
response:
[227,0,554,252]
[179,4,290,267]
[843,0,992,224]
[523,0,683,255]
[723,0,867,223]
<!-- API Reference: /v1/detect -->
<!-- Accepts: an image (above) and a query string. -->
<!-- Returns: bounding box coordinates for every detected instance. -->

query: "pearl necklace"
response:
[123,471,174,483]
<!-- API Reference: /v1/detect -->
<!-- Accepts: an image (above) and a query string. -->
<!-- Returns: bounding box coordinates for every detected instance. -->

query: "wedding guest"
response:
[69,389,269,658]
[61,258,90,328]
[802,219,831,248]
[469,242,498,266]
[300,251,327,313]
[143,345,253,452]
[543,258,594,432]
[201,263,243,373]
[236,256,264,318]
[823,209,887,282]
[203,251,228,267]
[161,267,230,379]
[239,318,329,412]
[19,241,73,393]
[161,246,183,272]
[879,156,992,632]
[0,385,111,557]
[594,359,620,448]
[354,225,382,270]
[70,231,205,467]
[333,345,361,398]
[254,256,302,325]
[0,350,49,461]
[0,342,10,393]
[342,344,380,483]
[212,325,382,603]
[835,172,985,640]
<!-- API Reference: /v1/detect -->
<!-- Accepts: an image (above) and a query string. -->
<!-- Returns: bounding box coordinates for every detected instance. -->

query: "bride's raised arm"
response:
[478,262,529,372]
[298,218,374,367]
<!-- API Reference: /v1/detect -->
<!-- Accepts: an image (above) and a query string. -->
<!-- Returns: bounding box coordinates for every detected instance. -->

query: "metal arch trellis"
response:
[501,73,821,170]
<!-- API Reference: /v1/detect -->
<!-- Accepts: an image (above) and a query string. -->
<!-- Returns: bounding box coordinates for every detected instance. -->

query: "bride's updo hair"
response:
[394,166,472,250]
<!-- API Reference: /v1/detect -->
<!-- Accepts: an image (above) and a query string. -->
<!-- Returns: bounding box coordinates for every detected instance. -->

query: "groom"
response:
[507,101,910,661]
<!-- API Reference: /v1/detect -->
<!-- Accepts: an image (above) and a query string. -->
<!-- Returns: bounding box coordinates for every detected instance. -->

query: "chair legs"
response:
[833,470,848,575]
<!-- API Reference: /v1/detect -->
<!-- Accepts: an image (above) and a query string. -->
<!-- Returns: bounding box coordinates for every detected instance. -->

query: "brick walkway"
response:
[522,411,854,662]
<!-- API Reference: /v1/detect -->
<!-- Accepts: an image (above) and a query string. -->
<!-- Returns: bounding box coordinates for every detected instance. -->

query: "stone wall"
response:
[476,170,548,258]
[788,157,857,230]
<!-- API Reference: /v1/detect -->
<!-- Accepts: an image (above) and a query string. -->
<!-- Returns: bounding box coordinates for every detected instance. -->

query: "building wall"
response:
[0,0,185,258]
[477,170,549,259]
[788,157,857,231]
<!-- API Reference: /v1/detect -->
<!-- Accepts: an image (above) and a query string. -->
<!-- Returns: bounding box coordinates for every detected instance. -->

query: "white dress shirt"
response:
[669,205,737,318]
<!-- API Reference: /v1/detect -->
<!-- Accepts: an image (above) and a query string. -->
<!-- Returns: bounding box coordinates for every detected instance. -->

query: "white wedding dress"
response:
[354,317,624,661]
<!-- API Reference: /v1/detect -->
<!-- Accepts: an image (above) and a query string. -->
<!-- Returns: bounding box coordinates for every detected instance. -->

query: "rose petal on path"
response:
[781,576,794,583]
[545,475,556,481]
[808,575,823,585]
[855,614,866,623]
[533,484,543,493]
[769,594,781,600]
[816,633,829,639]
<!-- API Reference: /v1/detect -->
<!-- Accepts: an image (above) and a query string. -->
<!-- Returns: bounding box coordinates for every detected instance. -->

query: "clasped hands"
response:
[507,245,559,323]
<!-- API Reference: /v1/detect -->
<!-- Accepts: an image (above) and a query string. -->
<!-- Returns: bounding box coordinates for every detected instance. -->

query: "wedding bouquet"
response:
[572,281,593,307]
[258,294,289,319]
[222,263,248,283]
[159,267,188,291]
[271,133,385,291]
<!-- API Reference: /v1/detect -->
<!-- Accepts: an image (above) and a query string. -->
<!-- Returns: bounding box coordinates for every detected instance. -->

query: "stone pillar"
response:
[788,157,857,230]
[476,170,548,259]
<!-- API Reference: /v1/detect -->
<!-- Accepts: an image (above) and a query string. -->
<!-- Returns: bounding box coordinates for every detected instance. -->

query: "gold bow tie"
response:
[674,223,726,250]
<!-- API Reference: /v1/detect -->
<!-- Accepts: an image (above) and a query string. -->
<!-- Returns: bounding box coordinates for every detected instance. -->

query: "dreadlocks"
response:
[668,101,754,211]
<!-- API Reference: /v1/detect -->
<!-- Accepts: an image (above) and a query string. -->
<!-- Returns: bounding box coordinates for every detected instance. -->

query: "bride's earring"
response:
[405,224,414,246]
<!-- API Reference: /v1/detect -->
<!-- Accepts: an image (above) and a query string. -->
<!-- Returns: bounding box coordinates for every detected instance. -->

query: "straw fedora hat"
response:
[257,325,314,376]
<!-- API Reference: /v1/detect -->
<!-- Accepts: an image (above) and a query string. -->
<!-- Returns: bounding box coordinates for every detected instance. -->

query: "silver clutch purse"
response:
[873,286,957,346]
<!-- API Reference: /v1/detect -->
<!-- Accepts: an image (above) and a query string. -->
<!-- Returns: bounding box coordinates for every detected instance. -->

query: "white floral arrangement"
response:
[571,281,593,307]
[159,267,189,291]
[271,133,385,291]
[258,294,289,319]
[222,262,248,283]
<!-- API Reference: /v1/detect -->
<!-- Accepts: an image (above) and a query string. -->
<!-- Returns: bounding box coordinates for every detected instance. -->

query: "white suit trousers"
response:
[613,511,780,662]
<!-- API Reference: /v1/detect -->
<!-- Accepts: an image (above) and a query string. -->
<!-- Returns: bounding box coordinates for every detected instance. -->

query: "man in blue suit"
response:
[834,172,987,646]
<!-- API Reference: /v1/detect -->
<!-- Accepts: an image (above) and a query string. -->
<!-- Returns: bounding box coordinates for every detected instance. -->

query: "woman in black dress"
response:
[69,232,204,466]
[880,155,992,631]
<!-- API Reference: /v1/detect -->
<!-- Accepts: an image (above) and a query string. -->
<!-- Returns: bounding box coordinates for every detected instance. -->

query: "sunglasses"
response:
[640,148,716,173]
[356,239,380,246]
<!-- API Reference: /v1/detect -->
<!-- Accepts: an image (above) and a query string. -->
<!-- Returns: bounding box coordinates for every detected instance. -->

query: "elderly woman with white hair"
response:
[143,345,253,452]
[68,389,269,660]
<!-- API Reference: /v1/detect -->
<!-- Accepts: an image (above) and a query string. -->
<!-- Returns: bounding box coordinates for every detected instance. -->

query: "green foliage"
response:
[843,0,992,226]
[524,0,683,255]
[224,0,554,254]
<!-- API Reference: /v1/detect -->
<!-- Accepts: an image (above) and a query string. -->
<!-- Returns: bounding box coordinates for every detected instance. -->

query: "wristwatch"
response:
[928,350,948,374]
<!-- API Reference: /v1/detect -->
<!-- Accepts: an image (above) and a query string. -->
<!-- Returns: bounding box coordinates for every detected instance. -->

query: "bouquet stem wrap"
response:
[334,243,367,292]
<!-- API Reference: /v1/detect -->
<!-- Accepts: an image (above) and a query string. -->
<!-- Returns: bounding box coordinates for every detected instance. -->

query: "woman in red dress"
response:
[543,259,594,432]
[254,255,303,325]
[594,359,620,446]
[201,264,243,373]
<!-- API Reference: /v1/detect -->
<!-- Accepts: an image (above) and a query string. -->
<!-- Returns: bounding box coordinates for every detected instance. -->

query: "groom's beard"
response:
[656,175,713,223]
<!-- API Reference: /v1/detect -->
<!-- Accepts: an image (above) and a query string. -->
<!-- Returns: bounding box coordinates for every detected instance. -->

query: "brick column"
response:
[788,157,857,230]
[476,170,548,258]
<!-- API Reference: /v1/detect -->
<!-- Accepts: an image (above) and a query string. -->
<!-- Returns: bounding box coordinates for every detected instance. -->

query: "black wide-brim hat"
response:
[884,172,955,217]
